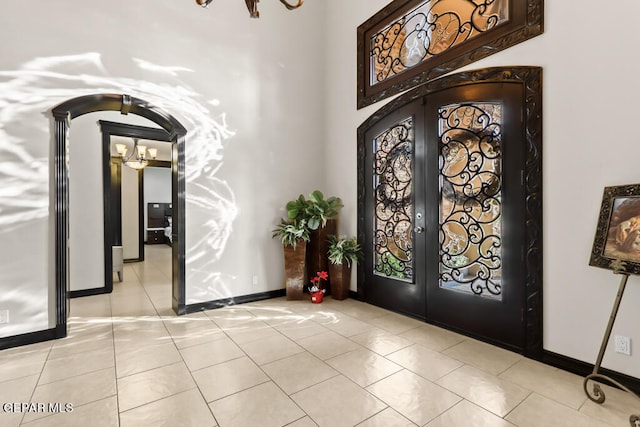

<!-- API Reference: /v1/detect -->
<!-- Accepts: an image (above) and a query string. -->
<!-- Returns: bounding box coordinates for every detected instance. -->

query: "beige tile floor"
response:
[1,245,638,426]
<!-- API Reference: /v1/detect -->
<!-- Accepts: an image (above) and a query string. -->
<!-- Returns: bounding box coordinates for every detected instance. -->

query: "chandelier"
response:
[115,139,158,170]
[196,0,303,18]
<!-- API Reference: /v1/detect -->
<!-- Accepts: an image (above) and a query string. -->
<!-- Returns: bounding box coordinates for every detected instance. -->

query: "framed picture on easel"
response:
[586,183,640,424]
[589,183,640,275]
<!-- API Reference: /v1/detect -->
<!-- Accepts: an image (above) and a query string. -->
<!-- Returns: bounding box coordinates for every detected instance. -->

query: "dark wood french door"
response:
[424,82,526,350]
[361,99,428,319]
[358,69,542,354]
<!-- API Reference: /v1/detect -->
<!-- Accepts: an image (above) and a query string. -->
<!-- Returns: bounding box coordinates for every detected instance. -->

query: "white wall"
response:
[0,0,326,333]
[121,166,140,260]
[68,115,105,292]
[324,0,640,378]
[68,113,161,292]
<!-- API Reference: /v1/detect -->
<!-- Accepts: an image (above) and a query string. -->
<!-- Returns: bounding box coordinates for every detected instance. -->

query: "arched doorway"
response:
[52,93,187,337]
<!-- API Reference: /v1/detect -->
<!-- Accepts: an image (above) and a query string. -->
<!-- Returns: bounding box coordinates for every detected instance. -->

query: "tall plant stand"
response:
[583,272,640,426]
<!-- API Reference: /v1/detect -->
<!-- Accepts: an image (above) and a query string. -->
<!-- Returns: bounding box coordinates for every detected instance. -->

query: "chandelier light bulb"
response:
[137,144,147,158]
[115,143,127,156]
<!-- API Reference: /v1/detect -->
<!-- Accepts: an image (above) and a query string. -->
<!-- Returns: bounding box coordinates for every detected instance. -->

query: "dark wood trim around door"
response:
[99,122,172,292]
[136,167,145,261]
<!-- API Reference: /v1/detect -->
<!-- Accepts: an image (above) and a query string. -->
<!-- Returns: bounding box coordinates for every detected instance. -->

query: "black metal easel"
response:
[583,271,640,426]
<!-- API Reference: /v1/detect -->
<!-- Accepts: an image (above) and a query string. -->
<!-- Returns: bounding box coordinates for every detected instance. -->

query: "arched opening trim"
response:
[52,93,187,337]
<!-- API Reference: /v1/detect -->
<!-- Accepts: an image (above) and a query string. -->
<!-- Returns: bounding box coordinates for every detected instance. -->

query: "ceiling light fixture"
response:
[195,0,303,18]
[115,139,157,170]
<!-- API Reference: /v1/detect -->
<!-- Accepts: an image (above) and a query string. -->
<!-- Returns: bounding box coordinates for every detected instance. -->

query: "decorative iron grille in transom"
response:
[438,102,502,298]
[370,0,509,86]
[373,117,414,281]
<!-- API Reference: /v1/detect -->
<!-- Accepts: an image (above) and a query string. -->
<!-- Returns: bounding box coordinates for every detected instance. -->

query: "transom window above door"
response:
[357,0,544,109]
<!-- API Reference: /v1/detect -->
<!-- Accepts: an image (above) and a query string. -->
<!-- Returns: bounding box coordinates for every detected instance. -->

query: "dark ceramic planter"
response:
[328,262,351,300]
[283,240,307,300]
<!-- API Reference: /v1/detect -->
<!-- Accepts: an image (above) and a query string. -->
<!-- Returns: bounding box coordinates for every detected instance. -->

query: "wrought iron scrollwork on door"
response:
[438,102,502,298]
[373,117,414,281]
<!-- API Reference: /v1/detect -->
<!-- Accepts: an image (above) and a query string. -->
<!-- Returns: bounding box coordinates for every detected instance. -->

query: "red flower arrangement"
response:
[309,271,328,293]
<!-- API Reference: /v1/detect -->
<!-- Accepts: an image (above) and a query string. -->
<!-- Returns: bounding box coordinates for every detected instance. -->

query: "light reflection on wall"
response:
[0,53,238,300]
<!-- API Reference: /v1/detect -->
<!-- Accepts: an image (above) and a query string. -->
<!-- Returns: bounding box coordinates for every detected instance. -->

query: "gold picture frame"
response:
[589,184,640,275]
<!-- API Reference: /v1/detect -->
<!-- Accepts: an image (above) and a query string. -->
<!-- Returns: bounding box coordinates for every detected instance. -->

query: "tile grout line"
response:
[19,343,53,426]
[114,252,215,425]
[109,290,122,427]
[170,335,221,426]
[212,314,311,423]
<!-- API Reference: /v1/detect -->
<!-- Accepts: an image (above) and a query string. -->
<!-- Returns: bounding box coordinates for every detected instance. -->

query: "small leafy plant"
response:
[376,253,406,279]
[327,235,363,267]
[445,254,469,268]
[286,190,343,230]
[272,219,310,250]
[285,195,312,224]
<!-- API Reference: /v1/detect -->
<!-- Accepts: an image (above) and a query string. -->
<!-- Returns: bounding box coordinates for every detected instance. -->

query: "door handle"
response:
[414,226,424,234]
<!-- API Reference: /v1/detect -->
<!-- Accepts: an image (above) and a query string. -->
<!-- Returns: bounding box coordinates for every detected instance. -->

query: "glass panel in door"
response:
[438,103,503,299]
[373,117,414,282]
[362,99,426,319]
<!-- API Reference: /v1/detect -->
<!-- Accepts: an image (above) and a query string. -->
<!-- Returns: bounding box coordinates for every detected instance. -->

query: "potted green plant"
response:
[327,235,363,300]
[272,219,310,300]
[286,190,343,294]
[286,190,343,230]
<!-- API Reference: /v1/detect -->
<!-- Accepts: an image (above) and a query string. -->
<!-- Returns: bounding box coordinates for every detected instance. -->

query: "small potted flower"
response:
[327,235,363,300]
[308,271,327,303]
